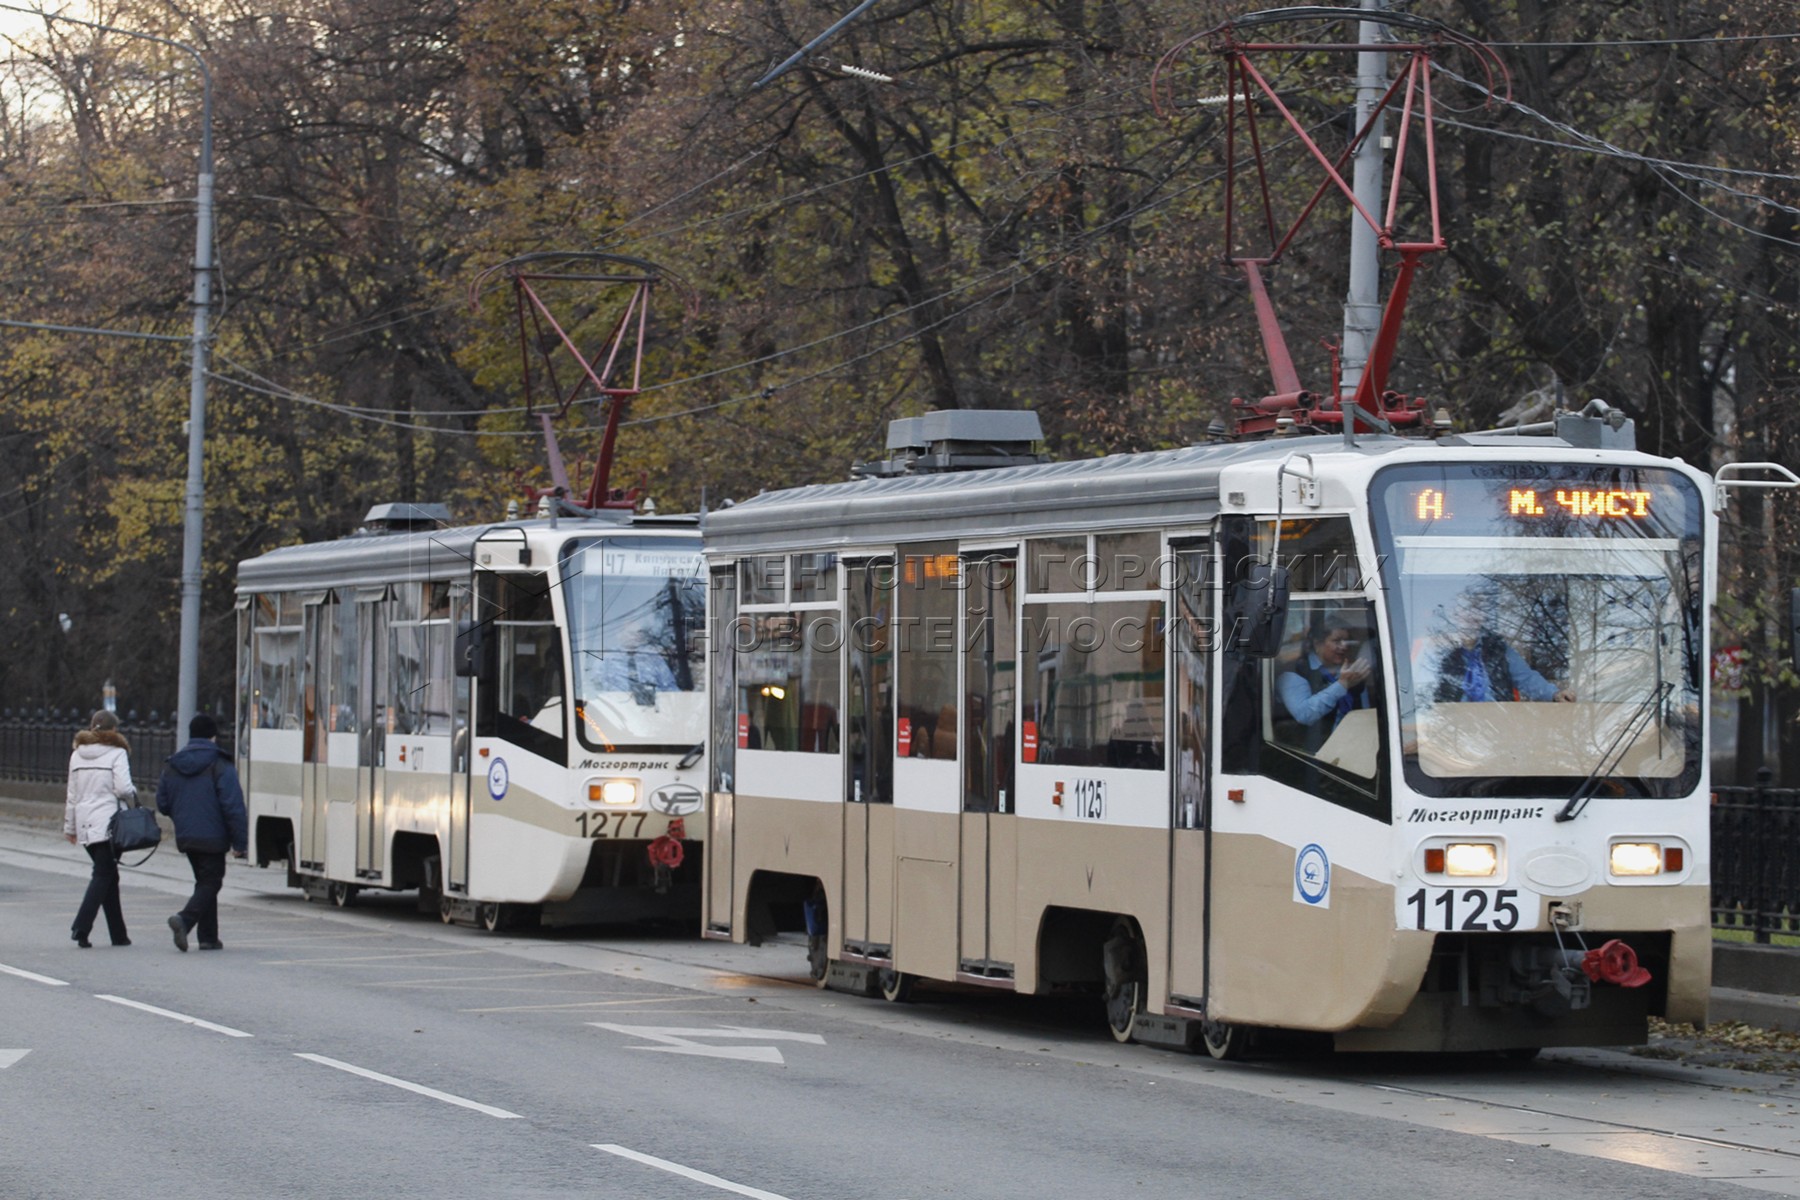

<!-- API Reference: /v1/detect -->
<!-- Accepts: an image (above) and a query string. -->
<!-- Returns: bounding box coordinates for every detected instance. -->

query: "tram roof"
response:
[703,434,1419,552]
[235,513,698,593]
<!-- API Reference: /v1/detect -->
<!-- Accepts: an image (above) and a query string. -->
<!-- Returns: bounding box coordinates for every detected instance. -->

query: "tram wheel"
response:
[439,894,456,924]
[878,968,914,1004]
[478,902,504,932]
[328,881,358,909]
[1103,920,1145,1044]
[1201,1018,1248,1061]
[807,934,830,988]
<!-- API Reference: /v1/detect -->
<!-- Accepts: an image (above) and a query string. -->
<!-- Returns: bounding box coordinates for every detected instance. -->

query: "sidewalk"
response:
[4,790,1796,1031]
[1713,944,1800,1032]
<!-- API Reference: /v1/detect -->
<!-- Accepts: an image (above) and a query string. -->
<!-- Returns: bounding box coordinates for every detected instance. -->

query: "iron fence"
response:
[0,711,234,797]
[1713,776,1800,941]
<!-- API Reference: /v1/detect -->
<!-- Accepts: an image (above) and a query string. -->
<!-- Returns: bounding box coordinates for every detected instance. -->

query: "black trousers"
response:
[176,851,227,943]
[73,842,128,943]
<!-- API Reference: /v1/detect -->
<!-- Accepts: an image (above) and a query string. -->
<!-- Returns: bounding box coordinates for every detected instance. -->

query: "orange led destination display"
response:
[1411,487,1654,522]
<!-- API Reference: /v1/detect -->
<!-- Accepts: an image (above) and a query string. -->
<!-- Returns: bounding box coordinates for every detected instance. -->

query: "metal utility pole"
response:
[179,86,216,741]
[1,6,214,738]
[1340,0,1387,399]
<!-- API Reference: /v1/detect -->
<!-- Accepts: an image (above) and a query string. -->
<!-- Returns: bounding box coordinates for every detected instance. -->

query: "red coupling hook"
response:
[647,818,687,871]
[1580,939,1651,988]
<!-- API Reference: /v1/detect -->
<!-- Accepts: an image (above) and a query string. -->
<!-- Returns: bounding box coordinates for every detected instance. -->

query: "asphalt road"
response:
[5,803,1800,1199]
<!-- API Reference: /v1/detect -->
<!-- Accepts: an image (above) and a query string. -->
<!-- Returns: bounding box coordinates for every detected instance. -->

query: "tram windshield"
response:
[562,537,705,752]
[1370,463,1703,800]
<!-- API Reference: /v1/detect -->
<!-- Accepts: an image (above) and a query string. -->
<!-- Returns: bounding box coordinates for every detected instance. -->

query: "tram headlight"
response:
[590,779,638,806]
[1609,842,1663,877]
[1443,842,1499,877]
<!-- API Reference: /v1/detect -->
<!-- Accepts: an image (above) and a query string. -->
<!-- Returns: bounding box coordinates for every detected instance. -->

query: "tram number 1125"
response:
[1065,779,1106,820]
[1404,887,1522,932]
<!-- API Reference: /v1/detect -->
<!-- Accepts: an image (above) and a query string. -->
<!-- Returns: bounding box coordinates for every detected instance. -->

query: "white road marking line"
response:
[590,1023,826,1064]
[294,1053,523,1119]
[0,963,69,987]
[0,1049,31,1068]
[262,949,490,966]
[95,995,254,1038]
[593,1144,793,1200]
[463,996,717,1013]
[370,969,596,987]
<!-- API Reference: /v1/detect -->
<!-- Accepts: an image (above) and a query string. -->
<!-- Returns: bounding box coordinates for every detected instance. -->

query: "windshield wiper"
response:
[677,743,704,770]
[1555,682,1671,822]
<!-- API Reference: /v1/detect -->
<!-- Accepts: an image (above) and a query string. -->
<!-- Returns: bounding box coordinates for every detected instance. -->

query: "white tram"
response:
[235,502,706,929]
[701,409,1763,1055]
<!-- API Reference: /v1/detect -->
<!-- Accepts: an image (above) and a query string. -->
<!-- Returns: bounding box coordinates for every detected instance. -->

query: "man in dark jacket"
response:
[156,713,247,952]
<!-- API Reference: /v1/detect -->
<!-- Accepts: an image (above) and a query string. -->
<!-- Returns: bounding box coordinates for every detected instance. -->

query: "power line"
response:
[1485,32,1800,48]
[1434,65,1800,249]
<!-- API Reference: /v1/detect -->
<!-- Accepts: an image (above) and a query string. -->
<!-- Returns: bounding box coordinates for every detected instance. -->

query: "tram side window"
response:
[1095,531,1160,593]
[1275,517,1367,592]
[1221,515,1387,821]
[475,572,567,764]
[331,593,360,733]
[1268,599,1380,772]
[963,554,1017,812]
[741,556,785,606]
[389,584,425,736]
[422,620,453,735]
[895,550,959,760]
[1028,536,1087,595]
[254,592,302,730]
[735,611,840,753]
[791,552,838,603]
[710,568,737,791]
[403,581,452,736]
[236,602,253,753]
[1020,600,1165,769]
[448,583,472,769]
[1171,546,1211,830]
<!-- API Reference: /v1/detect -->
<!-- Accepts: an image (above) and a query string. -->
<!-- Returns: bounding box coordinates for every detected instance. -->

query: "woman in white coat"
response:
[64,710,136,947]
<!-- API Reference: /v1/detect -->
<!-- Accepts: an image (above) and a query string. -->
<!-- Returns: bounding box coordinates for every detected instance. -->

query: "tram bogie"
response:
[702,409,1731,1054]
[235,504,707,930]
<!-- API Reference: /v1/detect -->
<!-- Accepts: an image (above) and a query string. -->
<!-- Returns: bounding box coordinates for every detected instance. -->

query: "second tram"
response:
[701,408,1748,1055]
[235,502,706,929]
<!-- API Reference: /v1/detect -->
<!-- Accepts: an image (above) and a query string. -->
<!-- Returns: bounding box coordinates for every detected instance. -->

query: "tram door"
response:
[355,596,388,879]
[704,567,738,935]
[300,597,330,873]
[1166,540,1212,1001]
[959,552,1017,975]
[445,582,473,896]
[842,559,894,957]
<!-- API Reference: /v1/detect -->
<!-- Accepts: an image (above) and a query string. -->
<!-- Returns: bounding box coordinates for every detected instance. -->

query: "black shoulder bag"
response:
[109,793,162,865]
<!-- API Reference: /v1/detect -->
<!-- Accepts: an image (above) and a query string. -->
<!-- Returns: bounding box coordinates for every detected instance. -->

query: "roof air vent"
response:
[852,410,1048,478]
[357,502,452,536]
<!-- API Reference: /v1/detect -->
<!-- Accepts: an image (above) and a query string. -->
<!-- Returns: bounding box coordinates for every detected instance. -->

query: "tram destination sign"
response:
[1379,465,1699,538]
[1410,486,1654,523]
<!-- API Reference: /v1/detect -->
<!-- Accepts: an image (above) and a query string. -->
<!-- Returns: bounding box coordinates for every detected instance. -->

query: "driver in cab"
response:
[1427,586,1574,704]
[1275,608,1375,753]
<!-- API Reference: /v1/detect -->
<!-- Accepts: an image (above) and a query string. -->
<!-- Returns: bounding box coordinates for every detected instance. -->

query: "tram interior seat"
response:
[933,704,956,758]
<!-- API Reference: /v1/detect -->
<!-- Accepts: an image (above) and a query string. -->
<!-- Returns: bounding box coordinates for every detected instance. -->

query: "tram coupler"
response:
[1505,945,1593,1016]
[824,960,882,997]
[439,895,481,926]
[1130,1013,1203,1054]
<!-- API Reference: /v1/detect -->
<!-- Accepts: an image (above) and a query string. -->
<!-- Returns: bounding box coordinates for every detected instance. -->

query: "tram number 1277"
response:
[578,811,650,839]
[1404,887,1522,932]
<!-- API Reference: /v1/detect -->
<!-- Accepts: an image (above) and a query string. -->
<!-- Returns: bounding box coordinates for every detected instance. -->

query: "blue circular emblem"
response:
[1295,843,1330,905]
[487,757,510,801]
